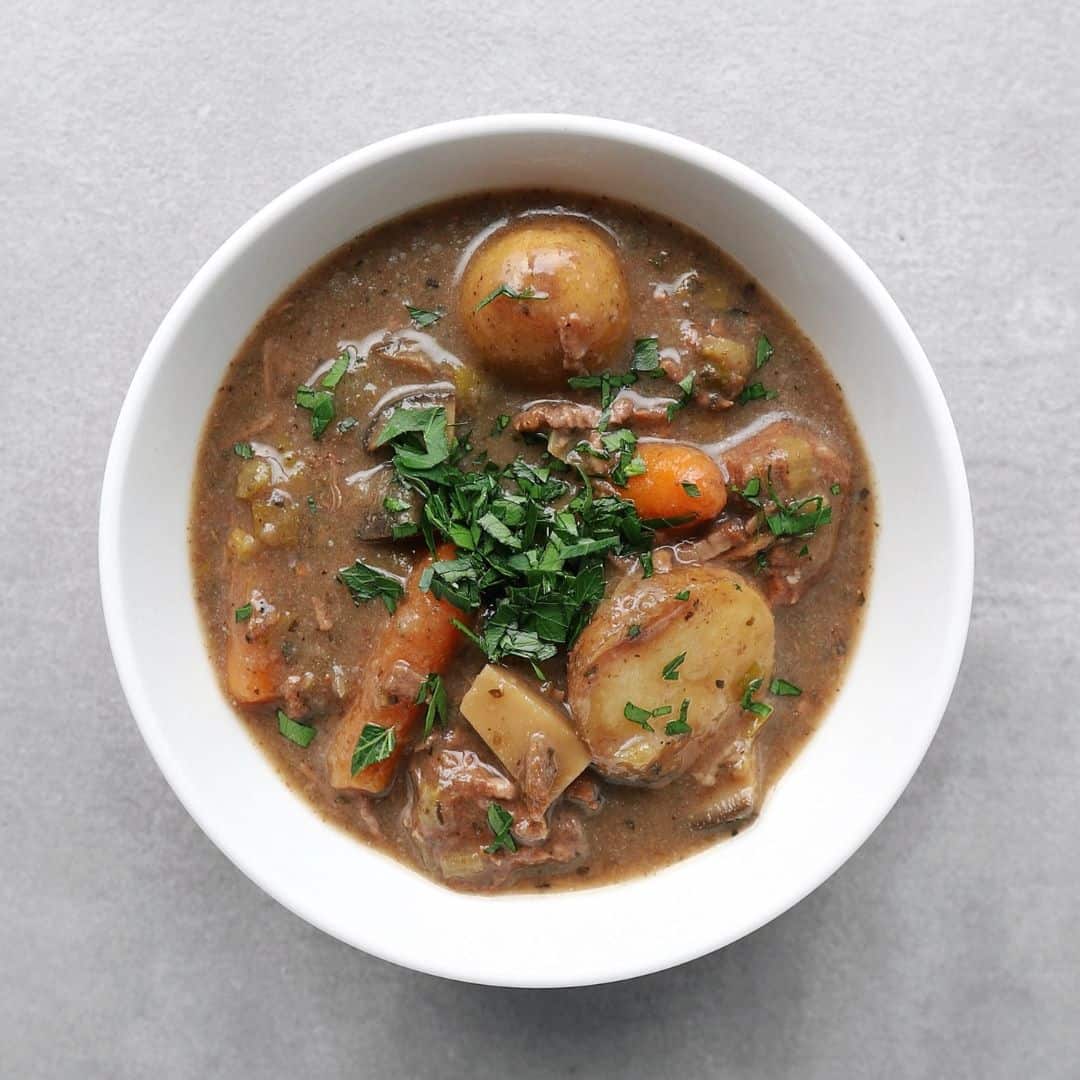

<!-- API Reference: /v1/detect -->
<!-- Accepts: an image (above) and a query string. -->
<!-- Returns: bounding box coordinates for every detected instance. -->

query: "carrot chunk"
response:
[622,443,727,526]
[328,546,464,793]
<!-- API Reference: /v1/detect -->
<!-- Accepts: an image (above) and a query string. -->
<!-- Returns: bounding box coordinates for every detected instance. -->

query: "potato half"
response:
[567,566,774,785]
[458,218,630,386]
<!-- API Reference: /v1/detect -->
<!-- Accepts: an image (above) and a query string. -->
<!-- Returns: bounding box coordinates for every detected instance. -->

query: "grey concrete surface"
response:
[2,1,1077,1076]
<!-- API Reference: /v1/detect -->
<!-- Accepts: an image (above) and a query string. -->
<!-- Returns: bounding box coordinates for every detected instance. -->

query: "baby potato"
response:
[458,218,630,386]
[567,565,774,785]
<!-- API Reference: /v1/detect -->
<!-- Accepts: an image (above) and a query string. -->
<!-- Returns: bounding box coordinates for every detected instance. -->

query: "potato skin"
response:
[458,218,631,386]
[567,566,774,785]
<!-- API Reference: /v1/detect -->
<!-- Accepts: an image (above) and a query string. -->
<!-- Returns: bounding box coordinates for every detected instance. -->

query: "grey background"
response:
[2,0,1077,1076]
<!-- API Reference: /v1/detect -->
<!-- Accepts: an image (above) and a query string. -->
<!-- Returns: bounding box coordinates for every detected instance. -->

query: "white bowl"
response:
[100,115,973,987]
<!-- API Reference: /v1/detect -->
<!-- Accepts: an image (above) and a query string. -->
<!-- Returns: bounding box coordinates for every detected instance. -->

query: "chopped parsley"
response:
[233,441,254,459]
[662,652,687,680]
[277,709,316,748]
[321,351,350,389]
[295,385,336,439]
[623,700,673,732]
[739,468,833,540]
[484,803,517,854]
[567,370,637,411]
[306,495,317,512]
[630,336,661,375]
[675,588,690,601]
[666,373,695,421]
[404,303,444,328]
[492,414,511,435]
[627,624,642,640]
[367,405,657,664]
[234,603,253,622]
[474,283,548,311]
[755,334,774,370]
[735,382,778,405]
[337,416,358,434]
[682,482,701,498]
[415,673,448,735]
[830,483,842,495]
[769,677,802,696]
[740,676,774,728]
[337,560,405,613]
[351,723,396,774]
[665,699,692,736]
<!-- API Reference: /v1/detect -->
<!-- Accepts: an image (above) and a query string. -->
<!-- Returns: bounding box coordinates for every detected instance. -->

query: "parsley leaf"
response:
[321,350,350,389]
[337,561,405,613]
[674,589,690,601]
[735,382,778,406]
[484,803,517,854]
[474,283,548,311]
[665,699,692,736]
[234,603,253,622]
[295,385,335,439]
[769,677,802,696]
[374,406,452,471]
[627,624,642,639]
[682,481,701,498]
[337,416,358,433]
[755,334,774,370]
[233,441,254,459]
[405,303,444,328]
[277,709,316,748]
[662,652,687,680]
[415,673,448,735]
[623,700,673,731]
[631,336,661,375]
[666,372,695,420]
[351,723,396,774]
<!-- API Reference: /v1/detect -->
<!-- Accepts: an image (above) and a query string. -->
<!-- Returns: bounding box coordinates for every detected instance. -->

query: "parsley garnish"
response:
[474,283,548,311]
[662,652,687,680]
[373,405,451,471]
[234,603,253,622]
[740,676,774,730]
[233,442,254,459]
[367,405,657,664]
[627,624,642,639]
[735,382,778,405]
[769,677,802,696]
[567,371,638,411]
[623,700,673,731]
[492,414,511,435]
[295,385,335,439]
[337,561,405,613]
[682,482,701,498]
[830,483,842,495]
[415,673,448,735]
[755,334,774,370]
[631,336,661,375]
[351,723,396,774]
[666,373,695,420]
[277,709,316,748]
[337,416,358,433]
[665,699,692,735]
[484,803,517,854]
[675,589,690,601]
[321,351,350,389]
[405,303,444,328]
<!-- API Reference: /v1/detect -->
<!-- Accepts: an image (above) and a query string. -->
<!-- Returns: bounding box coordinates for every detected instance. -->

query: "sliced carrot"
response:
[622,443,727,526]
[328,545,464,794]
